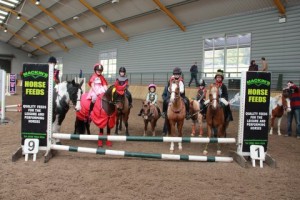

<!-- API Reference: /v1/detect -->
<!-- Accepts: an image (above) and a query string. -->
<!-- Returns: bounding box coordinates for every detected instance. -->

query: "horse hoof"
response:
[191,133,195,137]
[199,134,203,137]
[217,150,221,155]
[170,150,174,153]
[278,133,281,136]
[203,150,208,155]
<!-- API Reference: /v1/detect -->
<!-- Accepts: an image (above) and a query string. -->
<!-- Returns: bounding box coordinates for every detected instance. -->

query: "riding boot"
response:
[126,90,133,108]
[88,102,95,122]
[225,105,233,121]
[138,108,143,116]
[157,106,161,117]
[185,98,191,120]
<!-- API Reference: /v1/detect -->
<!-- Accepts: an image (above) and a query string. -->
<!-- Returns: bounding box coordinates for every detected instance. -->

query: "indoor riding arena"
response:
[1,1,300,200]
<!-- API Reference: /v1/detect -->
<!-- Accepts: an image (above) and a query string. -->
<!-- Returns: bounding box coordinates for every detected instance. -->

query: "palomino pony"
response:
[75,85,121,147]
[189,99,204,137]
[52,80,83,133]
[139,100,161,136]
[167,79,186,153]
[204,83,226,155]
[269,89,291,135]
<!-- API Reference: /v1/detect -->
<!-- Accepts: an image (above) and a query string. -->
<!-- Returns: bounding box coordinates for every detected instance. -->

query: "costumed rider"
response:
[86,63,108,119]
[114,67,133,108]
[138,84,161,116]
[204,69,233,122]
[196,79,207,119]
[161,67,191,120]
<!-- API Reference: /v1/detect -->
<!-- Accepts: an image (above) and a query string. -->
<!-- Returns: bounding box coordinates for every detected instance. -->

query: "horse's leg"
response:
[124,121,129,136]
[106,124,112,147]
[143,120,147,136]
[152,120,157,137]
[177,122,183,151]
[191,122,196,136]
[98,128,104,147]
[114,116,119,135]
[169,121,176,153]
[277,117,282,136]
[216,125,225,155]
[85,120,91,135]
[203,124,212,155]
[269,116,275,135]
[199,114,203,137]
[119,114,123,131]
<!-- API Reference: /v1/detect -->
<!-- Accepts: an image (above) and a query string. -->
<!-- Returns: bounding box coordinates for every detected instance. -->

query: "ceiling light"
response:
[4,27,7,32]
[112,0,119,3]
[0,15,5,19]
[7,0,20,3]
[48,27,54,30]
[0,20,3,23]
[35,0,40,5]
[100,26,106,33]
[16,13,21,20]
[73,16,79,20]
[0,10,8,15]
[0,0,15,7]
[32,36,37,39]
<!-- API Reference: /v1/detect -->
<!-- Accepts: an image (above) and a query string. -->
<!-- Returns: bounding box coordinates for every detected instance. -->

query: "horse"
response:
[52,80,84,134]
[269,89,291,135]
[114,89,131,136]
[139,100,161,136]
[167,79,186,153]
[75,85,121,147]
[204,83,226,155]
[189,99,204,137]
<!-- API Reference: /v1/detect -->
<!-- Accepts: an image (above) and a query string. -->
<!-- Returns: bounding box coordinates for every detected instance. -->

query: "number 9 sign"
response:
[24,139,39,161]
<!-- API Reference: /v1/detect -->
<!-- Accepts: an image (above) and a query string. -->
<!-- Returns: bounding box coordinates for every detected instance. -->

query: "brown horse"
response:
[167,79,185,153]
[204,83,226,155]
[189,99,204,137]
[269,89,291,135]
[114,90,131,136]
[139,100,161,136]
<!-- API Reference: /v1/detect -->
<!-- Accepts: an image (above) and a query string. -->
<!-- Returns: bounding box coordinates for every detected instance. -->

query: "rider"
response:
[138,84,161,116]
[161,67,191,120]
[114,67,133,108]
[196,79,207,119]
[86,63,108,118]
[205,69,233,122]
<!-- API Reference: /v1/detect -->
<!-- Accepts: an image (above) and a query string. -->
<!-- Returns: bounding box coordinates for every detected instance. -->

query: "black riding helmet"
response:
[94,63,103,72]
[119,67,126,74]
[173,67,182,75]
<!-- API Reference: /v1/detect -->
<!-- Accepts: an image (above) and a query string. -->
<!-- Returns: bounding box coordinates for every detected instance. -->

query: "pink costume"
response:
[86,73,108,102]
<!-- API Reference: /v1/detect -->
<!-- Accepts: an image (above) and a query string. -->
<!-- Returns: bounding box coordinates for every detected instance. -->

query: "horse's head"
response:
[141,100,152,119]
[169,79,180,103]
[112,87,126,111]
[67,80,84,111]
[208,83,219,110]
[281,90,291,112]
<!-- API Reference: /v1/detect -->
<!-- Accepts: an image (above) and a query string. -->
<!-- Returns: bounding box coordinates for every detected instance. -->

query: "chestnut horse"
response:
[269,89,291,135]
[204,83,226,155]
[167,79,185,153]
[139,100,161,136]
[75,85,122,147]
[189,99,204,137]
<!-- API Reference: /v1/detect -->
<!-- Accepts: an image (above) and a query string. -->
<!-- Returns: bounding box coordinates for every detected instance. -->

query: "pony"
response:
[114,89,131,136]
[189,99,204,137]
[167,79,186,153]
[139,100,161,136]
[75,85,122,147]
[269,89,291,135]
[204,83,226,155]
[52,80,83,134]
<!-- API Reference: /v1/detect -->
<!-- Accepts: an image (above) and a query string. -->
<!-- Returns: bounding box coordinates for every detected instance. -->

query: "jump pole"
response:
[51,144,233,162]
[52,133,236,144]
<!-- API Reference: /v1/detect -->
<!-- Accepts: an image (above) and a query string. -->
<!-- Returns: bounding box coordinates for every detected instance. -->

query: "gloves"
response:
[220,98,229,106]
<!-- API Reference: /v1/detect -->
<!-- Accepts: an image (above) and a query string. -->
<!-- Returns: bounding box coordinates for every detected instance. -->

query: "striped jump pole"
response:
[5,104,22,108]
[53,133,236,144]
[5,108,22,112]
[51,144,233,162]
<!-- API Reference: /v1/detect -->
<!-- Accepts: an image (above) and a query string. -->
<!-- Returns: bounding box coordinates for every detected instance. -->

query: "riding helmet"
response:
[48,56,57,64]
[119,67,126,74]
[199,79,206,86]
[173,67,182,75]
[94,63,103,72]
[214,69,224,80]
[148,84,156,91]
